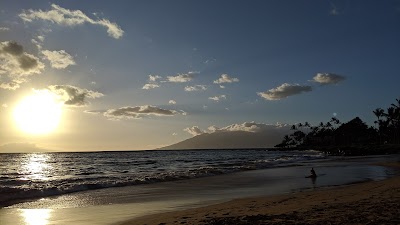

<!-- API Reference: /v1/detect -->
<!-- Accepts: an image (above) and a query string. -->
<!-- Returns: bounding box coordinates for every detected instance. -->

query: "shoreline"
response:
[1,155,399,225]
[1,152,396,209]
[120,162,400,225]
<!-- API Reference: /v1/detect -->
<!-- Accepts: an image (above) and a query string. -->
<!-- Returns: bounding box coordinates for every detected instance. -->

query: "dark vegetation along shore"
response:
[276,99,400,155]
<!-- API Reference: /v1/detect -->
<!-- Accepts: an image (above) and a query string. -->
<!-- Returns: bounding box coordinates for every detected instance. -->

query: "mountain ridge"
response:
[158,130,285,150]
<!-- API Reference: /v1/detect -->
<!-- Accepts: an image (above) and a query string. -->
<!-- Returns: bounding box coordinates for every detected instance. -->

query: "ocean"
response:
[0,149,327,207]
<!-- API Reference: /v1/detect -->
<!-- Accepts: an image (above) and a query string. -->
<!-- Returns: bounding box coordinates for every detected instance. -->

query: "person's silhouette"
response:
[310,168,317,177]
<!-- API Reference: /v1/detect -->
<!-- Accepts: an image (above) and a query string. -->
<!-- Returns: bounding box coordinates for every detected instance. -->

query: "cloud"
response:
[0,83,20,90]
[166,71,197,83]
[149,75,162,82]
[0,27,10,31]
[213,74,239,84]
[204,58,216,64]
[142,83,160,89]
[185,85,207,92]
[169,100,177,105]
[219,85,225,89]
[37,35,45,42]
[209,95,226,102]
[258,83,312,100]
[185,122,291,136]
[214,122,289,133]
[101,105,184,120]
[19,4,124,39]
[184,126,205,136]
[48,85,104,106]
[145,72,197,86]
[0,143,46,153]
[142,75,162,89]
[2,103,8,108]
[31,31,50,50]
[207,125,219,132]
[0,41,44,90]
[41,50,76,69]
[2,41,24,56]
[312,73,346,85]
[31,38,42,50]
[329,2,340,16]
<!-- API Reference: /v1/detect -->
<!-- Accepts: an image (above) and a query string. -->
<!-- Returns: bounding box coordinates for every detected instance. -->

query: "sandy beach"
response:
[121,162,400,225]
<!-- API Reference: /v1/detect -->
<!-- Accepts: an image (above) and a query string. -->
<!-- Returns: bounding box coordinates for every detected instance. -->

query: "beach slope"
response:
[121,164,400,225]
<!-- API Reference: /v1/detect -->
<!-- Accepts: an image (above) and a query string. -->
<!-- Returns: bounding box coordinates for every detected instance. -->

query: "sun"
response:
[13,90,63,135]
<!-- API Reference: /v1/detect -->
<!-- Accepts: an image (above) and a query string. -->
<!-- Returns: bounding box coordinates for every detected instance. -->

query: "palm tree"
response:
[386,103,400,144]
[325,122,333,130]
[330,117,341,126]
[390,98,400,109]
[373,108,385,144]
[373,108,385,126]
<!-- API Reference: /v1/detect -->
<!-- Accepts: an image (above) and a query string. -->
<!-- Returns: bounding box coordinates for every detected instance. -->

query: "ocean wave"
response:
[0,150,327,207]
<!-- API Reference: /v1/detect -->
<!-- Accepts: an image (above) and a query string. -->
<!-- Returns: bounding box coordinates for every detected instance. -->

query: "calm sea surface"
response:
[0,149,326,206]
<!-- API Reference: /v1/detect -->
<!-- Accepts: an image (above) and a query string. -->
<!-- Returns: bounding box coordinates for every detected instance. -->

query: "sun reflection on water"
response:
[20,209,52,225]
[20,153,52,181]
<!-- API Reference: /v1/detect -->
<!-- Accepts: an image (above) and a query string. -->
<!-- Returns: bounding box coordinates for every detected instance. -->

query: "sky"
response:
[0,0,399,152]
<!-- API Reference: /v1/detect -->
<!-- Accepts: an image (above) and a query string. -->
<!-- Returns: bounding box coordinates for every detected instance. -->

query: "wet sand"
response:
[121,162,400,225]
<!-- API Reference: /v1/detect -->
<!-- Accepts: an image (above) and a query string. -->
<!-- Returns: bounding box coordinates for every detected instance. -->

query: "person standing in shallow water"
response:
[310,168,317,177]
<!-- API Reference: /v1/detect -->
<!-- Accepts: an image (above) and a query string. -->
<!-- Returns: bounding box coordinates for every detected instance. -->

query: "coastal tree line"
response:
[275,99,400,155]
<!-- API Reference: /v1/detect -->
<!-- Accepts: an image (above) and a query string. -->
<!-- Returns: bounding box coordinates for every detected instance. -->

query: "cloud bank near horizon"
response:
[184,121,291,136]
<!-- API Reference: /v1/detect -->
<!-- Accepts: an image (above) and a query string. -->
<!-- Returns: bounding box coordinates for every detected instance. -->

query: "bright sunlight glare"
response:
[13,90,62,135]
[20,209,52,225]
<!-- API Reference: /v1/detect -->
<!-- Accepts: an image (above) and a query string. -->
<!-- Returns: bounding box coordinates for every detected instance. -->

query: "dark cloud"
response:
[98,105,185,120]
[48,85,104,106]
[0,82,20,90]
[2,41,23,56]
[0,41,44,90]
[258,83,312,100]
[312,73,346,85]
[18,54,39,70]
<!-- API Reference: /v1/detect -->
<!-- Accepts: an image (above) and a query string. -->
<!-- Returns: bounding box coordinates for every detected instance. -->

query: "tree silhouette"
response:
[275,98,400,155]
